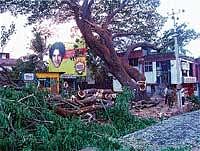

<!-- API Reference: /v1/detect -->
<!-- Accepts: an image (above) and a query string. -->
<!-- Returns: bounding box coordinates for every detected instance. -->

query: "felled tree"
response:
[0,0,166,95]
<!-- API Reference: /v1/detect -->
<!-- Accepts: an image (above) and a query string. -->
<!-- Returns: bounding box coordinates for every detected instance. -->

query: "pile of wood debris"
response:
[47,89,116,121]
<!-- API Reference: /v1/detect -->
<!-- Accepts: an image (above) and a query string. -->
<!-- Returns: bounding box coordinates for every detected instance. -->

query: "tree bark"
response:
[68,1,152,102]
[76,20,137,88]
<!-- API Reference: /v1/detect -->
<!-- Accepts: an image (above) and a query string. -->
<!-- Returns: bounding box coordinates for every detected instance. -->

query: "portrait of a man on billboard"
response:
[48,42,87,76]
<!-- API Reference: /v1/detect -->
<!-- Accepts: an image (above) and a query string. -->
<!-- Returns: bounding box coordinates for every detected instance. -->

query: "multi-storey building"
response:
[0,52,16,70]
[195,58,200,96]
[119,48,198,96]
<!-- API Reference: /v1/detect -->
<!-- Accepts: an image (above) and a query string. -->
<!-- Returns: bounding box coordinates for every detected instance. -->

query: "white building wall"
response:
[145,62,157,84]
[171,60,182,84]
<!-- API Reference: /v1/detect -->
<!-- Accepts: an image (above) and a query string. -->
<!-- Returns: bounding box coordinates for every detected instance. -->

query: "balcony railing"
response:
[182,76,197,83]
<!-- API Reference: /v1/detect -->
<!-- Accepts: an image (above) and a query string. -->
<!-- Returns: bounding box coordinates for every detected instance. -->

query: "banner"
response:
[48,42,87,76]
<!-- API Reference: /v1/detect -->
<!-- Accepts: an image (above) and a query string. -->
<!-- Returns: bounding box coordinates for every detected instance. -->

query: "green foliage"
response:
[86,49,109,83]
[11,53,48,81]
[73,38,85,49]
[97,87,156,136]
[0,22,15,51]
[92,0,166,51]
[160,23,200,54]
[0,86,156,151]
[161,146,191,151]
[30,29,46,55]
[11,56,37,81]
[0,0,166,51]
[187,95,200,110]
[187,95,200,105]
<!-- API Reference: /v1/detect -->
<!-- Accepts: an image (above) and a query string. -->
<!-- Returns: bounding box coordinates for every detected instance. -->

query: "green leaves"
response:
[160,23,200,54]
[0,22,15,51]
[0,86,156,151]
[0,112,9,129]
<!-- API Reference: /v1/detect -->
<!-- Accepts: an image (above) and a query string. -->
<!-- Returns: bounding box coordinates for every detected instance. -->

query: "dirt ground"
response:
[131,95,193,119]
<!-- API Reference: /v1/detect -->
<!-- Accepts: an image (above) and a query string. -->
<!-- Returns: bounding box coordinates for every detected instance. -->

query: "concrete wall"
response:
[145,62,157,84]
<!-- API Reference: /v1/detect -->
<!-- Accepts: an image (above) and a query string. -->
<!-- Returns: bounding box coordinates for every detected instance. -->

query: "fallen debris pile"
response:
[47,89,117,119]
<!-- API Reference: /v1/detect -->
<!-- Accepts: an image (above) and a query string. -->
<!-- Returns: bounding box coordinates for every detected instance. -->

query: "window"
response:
[128,58,134,66]
[145,62,153,72]
[133,58,138,66]
[0,54,6,59]
[129,58,139,66]
[38,78,50,88]
[189,63,193,76]
[182,70,188,76]
[156,61,161,68]
[45,78,50,87]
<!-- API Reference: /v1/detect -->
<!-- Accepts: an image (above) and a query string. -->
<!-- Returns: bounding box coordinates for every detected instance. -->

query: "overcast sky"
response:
[0,0,200,58]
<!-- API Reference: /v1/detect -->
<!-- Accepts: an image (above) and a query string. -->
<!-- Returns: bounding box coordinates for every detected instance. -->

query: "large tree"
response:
[159,23,200,54]
[0,22,15,52]
[0,0,166,93]
[30,27,47,60]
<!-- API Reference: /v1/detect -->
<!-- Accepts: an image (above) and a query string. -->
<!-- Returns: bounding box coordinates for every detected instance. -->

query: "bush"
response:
[97,87,156,136]
[187,95,200,110]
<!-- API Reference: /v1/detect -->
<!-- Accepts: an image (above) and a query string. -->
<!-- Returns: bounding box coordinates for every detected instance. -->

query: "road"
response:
[120,110,200,150]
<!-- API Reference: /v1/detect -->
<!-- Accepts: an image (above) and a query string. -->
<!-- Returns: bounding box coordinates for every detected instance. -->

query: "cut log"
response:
[132,99,160,109]
[82,89,114,96]
[55,100,114,117]
[79,95,97,105]
[77,90,86,99]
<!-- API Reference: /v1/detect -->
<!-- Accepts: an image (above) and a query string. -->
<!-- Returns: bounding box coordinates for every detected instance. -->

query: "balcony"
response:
[182,76,197,84]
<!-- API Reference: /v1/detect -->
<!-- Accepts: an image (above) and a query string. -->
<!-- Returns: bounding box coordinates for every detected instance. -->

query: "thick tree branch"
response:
[83,19,114,56]
[65,0,80,14]
[123,64,146,81]
[81,0,94,20]
[124,42,163,60]
[105,0,129,26]
[70,0,144,90]
[112,31,138,39]
[124,39,175,60]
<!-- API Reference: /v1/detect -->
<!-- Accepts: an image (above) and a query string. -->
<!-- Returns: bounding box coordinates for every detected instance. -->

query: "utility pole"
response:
[174,34,182,108]
[168,9,185,109]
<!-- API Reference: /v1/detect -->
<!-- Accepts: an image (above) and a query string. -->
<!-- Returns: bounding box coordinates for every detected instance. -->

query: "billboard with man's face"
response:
[48,42,87,76]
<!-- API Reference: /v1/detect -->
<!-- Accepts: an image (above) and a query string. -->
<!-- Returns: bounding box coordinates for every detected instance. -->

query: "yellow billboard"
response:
[48,42,87,76]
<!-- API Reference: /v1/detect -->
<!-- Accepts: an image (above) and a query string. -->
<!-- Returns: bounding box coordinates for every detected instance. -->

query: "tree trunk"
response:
[71,7,150,102]
[76,21,139,89]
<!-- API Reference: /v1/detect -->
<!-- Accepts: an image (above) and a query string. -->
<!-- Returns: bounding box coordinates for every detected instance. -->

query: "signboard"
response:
[23,73,35,81]
[183,77,197,83]
[113,79,123,92]
[48,42,87,76]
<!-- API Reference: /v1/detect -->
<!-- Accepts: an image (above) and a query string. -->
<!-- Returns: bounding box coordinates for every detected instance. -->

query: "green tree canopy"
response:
[0,22,15,52]
[159,23,200,54]
[0,0,165,51]
[1,0,194,93]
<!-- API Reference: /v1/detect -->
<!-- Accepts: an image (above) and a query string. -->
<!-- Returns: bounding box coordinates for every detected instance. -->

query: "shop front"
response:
[182,77,197,96]
[36,72,61,94]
